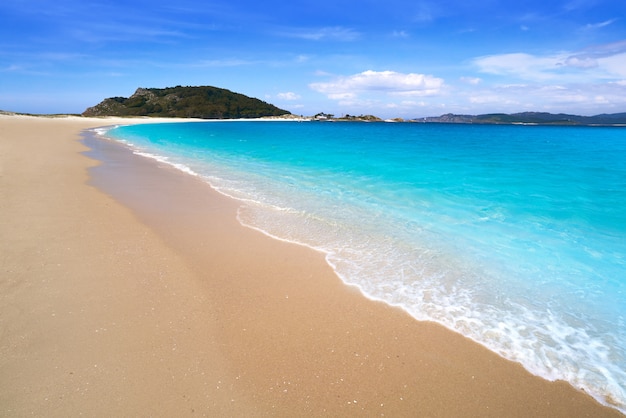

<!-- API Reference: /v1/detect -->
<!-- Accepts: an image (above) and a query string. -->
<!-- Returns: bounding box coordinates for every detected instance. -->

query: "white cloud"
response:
[593,95,610,104]
[473,48,626,82]
[563,0,596,12]
[460,76,481,85]
[295,55,310,63]
[328,92,356,100]
[276,92,301,100]
[598,52,626,78]
[282,26,359,42]
[563,56,598,69]
[582,39,626,57]
[413,3,437,23]
[585,19,616,30]
[195,58,253,67]
[458,80,626,115]
[392,30,409,38]
[310,70,445,99]
[2,64,22,72]
[473,53,561,80]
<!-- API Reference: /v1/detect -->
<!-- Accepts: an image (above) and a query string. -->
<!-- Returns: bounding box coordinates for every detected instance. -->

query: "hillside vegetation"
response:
[82,86,290,119]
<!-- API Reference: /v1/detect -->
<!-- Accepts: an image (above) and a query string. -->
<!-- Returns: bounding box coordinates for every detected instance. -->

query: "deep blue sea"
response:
[101,121,626,412]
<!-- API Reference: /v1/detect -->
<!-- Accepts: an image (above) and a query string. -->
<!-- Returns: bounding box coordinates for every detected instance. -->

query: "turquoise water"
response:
[102,121,626,412]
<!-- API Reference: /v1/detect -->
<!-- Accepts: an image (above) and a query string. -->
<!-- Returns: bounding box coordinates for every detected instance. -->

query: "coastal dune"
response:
[0,115,621,417]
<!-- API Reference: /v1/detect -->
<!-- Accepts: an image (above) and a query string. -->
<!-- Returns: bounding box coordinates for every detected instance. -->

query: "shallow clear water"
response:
[103,121,626,412]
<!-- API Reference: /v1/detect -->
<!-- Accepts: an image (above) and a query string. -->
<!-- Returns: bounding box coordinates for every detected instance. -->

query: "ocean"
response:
[100,120,626,413]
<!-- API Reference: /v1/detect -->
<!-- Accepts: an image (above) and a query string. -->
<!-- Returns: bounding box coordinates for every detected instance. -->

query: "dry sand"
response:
[1,114,622,417]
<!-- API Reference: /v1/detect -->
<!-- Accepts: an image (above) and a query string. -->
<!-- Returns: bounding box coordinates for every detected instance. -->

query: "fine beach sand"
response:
[1,114,622,417]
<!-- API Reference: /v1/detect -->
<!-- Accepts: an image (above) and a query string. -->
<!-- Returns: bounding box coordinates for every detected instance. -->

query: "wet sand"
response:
[1,114,622,417]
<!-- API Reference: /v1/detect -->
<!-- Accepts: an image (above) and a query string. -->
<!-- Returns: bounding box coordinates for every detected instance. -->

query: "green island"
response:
[82,86,290,119]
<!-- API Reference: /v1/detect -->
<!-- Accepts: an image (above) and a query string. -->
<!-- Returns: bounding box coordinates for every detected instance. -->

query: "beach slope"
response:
[0,115,621,416]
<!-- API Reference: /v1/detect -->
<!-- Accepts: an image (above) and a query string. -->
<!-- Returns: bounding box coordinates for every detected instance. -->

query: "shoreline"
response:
[1,114,622,416]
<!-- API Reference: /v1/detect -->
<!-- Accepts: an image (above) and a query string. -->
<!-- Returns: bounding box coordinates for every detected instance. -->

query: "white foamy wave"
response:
[93,127,199,178]
[92,125,131,137]
[93,127,110,136]
[234,199,626,414]
[398,286,626,412]
[132,151,199,177]
[91,125,140,146]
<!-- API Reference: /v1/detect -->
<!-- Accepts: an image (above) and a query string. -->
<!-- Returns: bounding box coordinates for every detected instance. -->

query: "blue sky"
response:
[1,0,626,118]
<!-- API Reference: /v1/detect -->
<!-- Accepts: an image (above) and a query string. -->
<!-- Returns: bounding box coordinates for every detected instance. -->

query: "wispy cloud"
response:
[310,70,445,99]
[0,50,95,76]
[1,64,23,72]
[295,55,310,63]
[280,26,360,41]
[579,39,626,58]
[597,52,626,78]
[585,19,617,30]
[564,0,599,12]
[460,76,481,85]
[450,41,626,115]
[473,45,626,82]
[462,81,626,113]
[193,58,254,67]
[562,56,598,69]
[473,53,561,80]
[69,22,190,44]
[392,30,410,38]
[412,2,438,23]
[276,92,301,100]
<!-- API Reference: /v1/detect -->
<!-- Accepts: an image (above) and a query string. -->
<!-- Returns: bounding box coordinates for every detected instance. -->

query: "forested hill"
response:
[82,86,290,119]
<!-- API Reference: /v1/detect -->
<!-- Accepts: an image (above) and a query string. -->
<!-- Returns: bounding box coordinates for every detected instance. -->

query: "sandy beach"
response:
[1,114,622,417]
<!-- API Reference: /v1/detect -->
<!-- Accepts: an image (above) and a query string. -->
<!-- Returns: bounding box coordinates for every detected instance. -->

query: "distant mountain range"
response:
[417,112,626,126]
[82,86,290,119]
